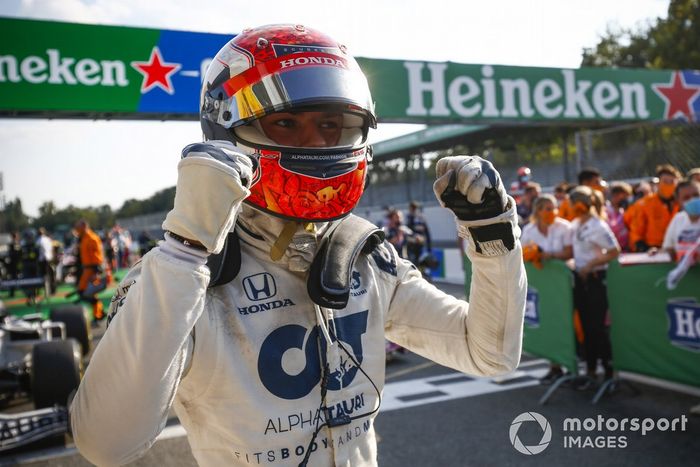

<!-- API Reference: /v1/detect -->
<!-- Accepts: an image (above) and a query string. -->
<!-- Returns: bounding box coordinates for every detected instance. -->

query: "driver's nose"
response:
[298,124,328,148]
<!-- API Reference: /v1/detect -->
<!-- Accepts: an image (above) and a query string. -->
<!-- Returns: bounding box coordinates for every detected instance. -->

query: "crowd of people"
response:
[380,201,435,275]
[515,164,700,389]
[1,221,158,326]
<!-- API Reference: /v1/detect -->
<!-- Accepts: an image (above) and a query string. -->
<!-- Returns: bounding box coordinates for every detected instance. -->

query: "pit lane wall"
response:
[2,17,699,123]
[464,256,700,387]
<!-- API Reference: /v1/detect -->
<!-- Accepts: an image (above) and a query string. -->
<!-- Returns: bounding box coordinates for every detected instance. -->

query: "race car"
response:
[0,302,90,452]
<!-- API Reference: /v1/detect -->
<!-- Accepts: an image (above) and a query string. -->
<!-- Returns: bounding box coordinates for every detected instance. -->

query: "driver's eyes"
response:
[273,119,294,128]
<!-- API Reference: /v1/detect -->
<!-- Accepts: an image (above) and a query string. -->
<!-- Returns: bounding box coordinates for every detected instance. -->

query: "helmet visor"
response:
[203,52,376,132]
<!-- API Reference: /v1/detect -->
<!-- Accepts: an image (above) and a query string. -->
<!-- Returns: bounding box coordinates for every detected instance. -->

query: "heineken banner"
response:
[1,17,700,122]
[522,261,578,375]
[357,58,700,124]
[0,17,231,118]
[607,261,700,388]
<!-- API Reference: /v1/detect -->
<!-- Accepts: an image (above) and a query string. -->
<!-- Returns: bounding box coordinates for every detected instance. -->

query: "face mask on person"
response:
[540,211,556,225]
[685,197,700,217]
[658,181,677,199]
[572,201,590,218]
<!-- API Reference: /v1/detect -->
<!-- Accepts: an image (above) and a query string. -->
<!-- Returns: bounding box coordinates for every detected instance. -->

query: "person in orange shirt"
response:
[624,181,652,249]
[630,164,682,252]
[553,181,570,206]
[75,219,106,323]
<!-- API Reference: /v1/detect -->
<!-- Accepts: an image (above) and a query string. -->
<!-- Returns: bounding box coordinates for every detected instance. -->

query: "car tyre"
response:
[31,339,82,409]
[50,305,92,357]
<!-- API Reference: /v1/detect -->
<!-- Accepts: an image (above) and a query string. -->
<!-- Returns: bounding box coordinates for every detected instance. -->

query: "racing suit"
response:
[71,203,526,467]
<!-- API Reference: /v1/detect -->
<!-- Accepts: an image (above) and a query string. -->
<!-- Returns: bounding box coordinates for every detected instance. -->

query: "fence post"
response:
[562,132,571,182]
[584,130,594,167]
[574,131,584,175]
[418,149,426,202]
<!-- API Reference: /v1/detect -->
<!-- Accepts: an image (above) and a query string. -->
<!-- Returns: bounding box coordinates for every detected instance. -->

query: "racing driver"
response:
[71,24,526,467]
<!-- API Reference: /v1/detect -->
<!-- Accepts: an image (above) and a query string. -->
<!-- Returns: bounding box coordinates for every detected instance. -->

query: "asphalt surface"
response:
[2,282,698,467]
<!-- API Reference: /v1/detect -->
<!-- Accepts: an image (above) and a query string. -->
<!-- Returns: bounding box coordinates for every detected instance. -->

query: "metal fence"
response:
[575,121,700,181]
[360,139,576,209]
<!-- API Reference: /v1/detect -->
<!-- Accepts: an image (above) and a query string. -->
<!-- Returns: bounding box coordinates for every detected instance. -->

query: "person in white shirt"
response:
[36,227,55,294]
[521,194,573,261]
[570,186,621,389]
[520,194,573,384]
[661,180,700,262]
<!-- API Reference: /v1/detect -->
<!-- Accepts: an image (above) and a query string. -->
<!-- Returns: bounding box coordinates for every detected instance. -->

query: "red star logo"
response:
[652,71,700,121]
[131,47,181,94]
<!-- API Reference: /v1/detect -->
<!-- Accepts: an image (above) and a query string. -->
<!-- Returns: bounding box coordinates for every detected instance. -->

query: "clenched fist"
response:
[433,156,508,221]
[434,156,517,256]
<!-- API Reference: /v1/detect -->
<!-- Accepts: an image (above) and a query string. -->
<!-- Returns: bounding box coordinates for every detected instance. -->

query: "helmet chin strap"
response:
[270,221,316,261]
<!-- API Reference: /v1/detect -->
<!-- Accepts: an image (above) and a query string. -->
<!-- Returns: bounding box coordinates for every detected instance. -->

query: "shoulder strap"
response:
[307,215,384,309]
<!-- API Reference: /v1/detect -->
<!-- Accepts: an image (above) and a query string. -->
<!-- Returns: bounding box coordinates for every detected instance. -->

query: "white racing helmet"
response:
[200,24,377,222]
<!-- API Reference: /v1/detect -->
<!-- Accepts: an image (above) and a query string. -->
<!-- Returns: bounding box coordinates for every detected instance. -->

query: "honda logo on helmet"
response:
[279,55,347,69]
[243,273,277,301]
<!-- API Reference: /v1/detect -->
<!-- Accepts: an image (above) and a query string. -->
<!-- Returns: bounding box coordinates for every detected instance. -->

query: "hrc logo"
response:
[524,287,540,328]
[667,299,700,352]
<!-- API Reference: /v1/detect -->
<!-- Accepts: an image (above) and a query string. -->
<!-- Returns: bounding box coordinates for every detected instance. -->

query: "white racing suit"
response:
[71,205,526,467]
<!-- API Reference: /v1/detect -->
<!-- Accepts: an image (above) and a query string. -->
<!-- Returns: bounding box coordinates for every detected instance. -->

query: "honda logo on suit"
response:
[243,273,277,301]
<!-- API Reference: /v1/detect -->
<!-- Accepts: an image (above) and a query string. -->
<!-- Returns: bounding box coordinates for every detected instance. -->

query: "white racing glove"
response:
[162,140,256,255]
[433,155,518,256]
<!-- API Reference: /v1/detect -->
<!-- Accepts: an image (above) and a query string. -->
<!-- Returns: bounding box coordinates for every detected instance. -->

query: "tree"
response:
[115,186,175,219]
[581,27,654,68]
[651,0,700,69]
[581,0,700,70]
[35,201,58,230]
[0,198,30,232]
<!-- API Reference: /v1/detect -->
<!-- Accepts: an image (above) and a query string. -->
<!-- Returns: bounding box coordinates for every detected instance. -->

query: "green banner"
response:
[522,261,578,374]
[357,58,700,124]
[607,261,700,387]
[0,18,156,114]
[0,17,230,117]
[1,17,699,123]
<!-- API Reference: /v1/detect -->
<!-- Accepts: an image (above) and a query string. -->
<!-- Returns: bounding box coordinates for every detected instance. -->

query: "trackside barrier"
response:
[465,254,700,402]
[606,261,700,388]
[523,261,580,404]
